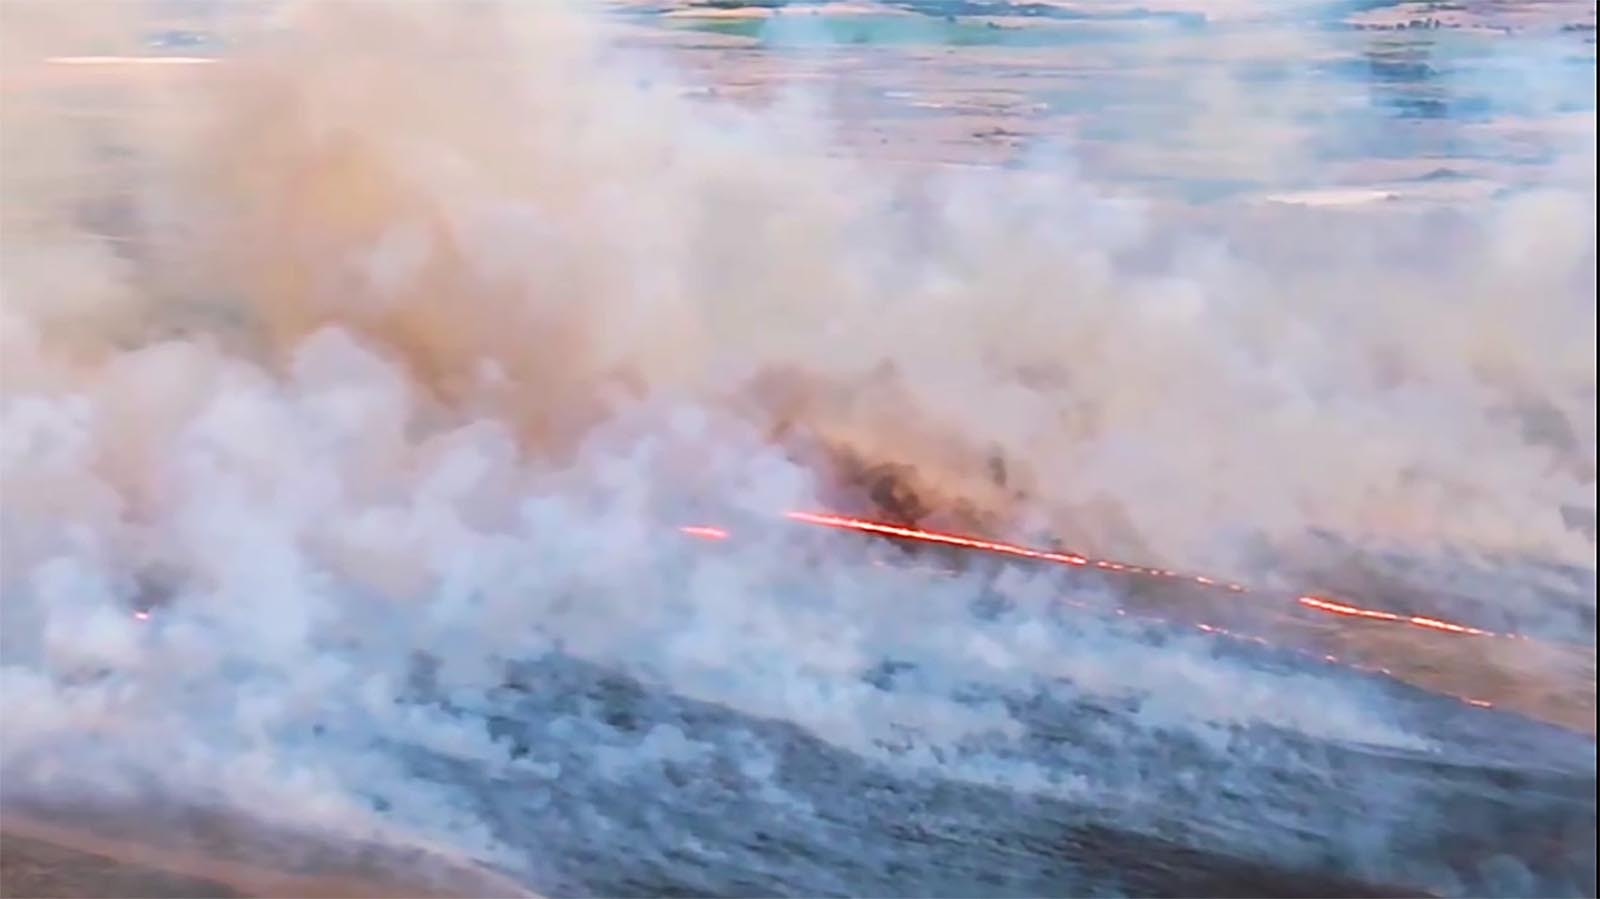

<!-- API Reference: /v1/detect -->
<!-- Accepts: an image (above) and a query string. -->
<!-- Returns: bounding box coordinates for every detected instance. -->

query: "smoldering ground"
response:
[0,2,1594,897]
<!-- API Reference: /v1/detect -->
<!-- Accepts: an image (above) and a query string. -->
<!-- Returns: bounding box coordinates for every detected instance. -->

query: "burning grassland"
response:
[1,2,1594,896]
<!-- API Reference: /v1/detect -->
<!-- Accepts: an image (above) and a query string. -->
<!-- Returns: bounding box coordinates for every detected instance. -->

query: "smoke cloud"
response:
[1,0,1594,894]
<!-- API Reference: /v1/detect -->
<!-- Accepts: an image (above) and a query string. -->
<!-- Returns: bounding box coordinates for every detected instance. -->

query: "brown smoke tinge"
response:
[3,1,1595,579]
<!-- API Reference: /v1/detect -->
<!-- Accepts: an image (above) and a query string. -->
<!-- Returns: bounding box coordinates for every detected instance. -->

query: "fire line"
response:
[670,511,1514,709]
[679,510,1507,641]
[122,507,1513,711]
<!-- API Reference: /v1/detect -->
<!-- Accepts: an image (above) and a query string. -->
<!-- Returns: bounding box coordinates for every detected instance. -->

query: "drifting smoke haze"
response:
[0,0,1595,895]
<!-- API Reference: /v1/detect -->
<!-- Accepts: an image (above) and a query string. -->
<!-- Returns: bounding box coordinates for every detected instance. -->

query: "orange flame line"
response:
[786,510,1248,591]
[124,511,1506,710]
[764,514,1501,707]
[780,509,1500,639]
[786,510,1094,567]
[1297,595,1495,637]
[1296,595,1408,623]
[773,513,1505,708]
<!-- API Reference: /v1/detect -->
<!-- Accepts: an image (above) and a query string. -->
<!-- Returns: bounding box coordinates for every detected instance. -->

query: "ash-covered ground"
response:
[407,583,1596,898]
[6,562,1596,898]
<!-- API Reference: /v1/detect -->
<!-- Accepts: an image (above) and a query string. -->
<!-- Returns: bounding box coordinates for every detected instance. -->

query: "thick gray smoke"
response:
[0,0,1594,891]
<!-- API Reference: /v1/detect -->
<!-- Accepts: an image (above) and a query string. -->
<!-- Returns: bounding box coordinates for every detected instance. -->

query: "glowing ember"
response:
[679,525,731,541]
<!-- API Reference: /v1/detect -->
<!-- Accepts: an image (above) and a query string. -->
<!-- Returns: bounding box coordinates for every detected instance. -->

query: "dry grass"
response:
[0,812,531,899]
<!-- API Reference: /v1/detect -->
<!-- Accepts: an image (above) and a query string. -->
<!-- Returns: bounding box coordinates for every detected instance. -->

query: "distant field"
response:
[603,0,1596,203]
